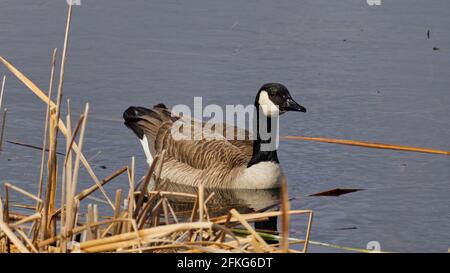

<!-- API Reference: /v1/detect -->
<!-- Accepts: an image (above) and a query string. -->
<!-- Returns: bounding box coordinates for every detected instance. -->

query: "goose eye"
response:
[269,92,275,97]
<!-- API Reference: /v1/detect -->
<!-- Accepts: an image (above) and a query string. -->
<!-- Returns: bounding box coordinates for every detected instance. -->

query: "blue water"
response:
[0,0,449,252]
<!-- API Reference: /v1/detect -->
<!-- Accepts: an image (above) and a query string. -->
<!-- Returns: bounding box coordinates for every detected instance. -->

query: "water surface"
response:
[0,0,449,252]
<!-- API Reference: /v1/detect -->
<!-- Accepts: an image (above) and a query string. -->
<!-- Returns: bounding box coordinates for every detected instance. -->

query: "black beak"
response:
[281,98,306,113]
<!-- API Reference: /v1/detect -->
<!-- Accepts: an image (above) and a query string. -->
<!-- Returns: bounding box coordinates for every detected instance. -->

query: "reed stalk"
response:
[9,213,41,229]
[164,197,179,223]
[0,75,5,111]
[0,219,30,253]
[303,210,314,253]
[133,156,159,218]
[280,176,290,252]
[77,167,127,201]
[229,209,270,252]
[15,228,38,253]
[4,183,43,204]
[113,189,123,235]
[127,156,135,232]
[67,104,89,233]
[0,193,3,222]
[37,48,58,206]
[30,48,58,245]
[43,4,73,239]
[212,209,313,224]
[60,104,72,252]
[0,56,114,209]
[0,76,6,151]
[0,109,7,151]
[283,135,450,155]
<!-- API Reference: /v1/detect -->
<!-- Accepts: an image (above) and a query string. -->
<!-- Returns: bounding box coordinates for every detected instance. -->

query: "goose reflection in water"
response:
[139,179,281,236]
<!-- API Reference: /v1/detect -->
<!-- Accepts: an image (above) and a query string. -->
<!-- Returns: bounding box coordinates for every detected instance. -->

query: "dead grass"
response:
[0,4,313,254]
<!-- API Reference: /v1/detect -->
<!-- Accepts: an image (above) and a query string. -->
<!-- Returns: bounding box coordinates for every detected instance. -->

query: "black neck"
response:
[247,106,279,168]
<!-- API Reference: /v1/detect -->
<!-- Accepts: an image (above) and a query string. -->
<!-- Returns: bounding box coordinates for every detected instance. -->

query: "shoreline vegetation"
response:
[0,5,313,253]
[0,4,448,254]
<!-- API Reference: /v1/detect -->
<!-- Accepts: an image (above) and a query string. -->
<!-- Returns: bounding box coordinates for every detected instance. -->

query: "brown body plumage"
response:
[123,83,306,189]
[128,105,257,188]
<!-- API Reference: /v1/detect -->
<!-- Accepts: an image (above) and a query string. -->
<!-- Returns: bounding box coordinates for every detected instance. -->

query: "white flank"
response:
[139,135,153,166]
[235,161,282,189]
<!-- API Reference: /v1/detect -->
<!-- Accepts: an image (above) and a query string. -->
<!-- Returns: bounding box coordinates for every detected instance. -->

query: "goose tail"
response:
[123,104,173,164]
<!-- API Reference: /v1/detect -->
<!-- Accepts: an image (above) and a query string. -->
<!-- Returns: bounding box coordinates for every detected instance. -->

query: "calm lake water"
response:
[0,0,449,252]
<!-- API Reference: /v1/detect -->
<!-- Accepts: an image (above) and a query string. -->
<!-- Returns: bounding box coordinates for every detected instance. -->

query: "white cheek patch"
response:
[139,135,153,166]
[258,91,279,117]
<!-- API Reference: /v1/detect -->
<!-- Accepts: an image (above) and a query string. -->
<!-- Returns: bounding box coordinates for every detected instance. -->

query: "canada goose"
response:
[123,83,306,189]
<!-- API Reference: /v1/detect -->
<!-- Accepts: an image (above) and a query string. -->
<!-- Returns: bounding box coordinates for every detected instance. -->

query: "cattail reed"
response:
[0,3,315,254]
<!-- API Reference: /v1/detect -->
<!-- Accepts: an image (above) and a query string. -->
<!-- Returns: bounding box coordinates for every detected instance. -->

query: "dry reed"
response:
[0,3,317,254]
[283,136,450,155]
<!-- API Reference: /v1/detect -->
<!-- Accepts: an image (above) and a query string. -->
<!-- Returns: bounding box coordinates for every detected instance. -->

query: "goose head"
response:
[255,83,306,117]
